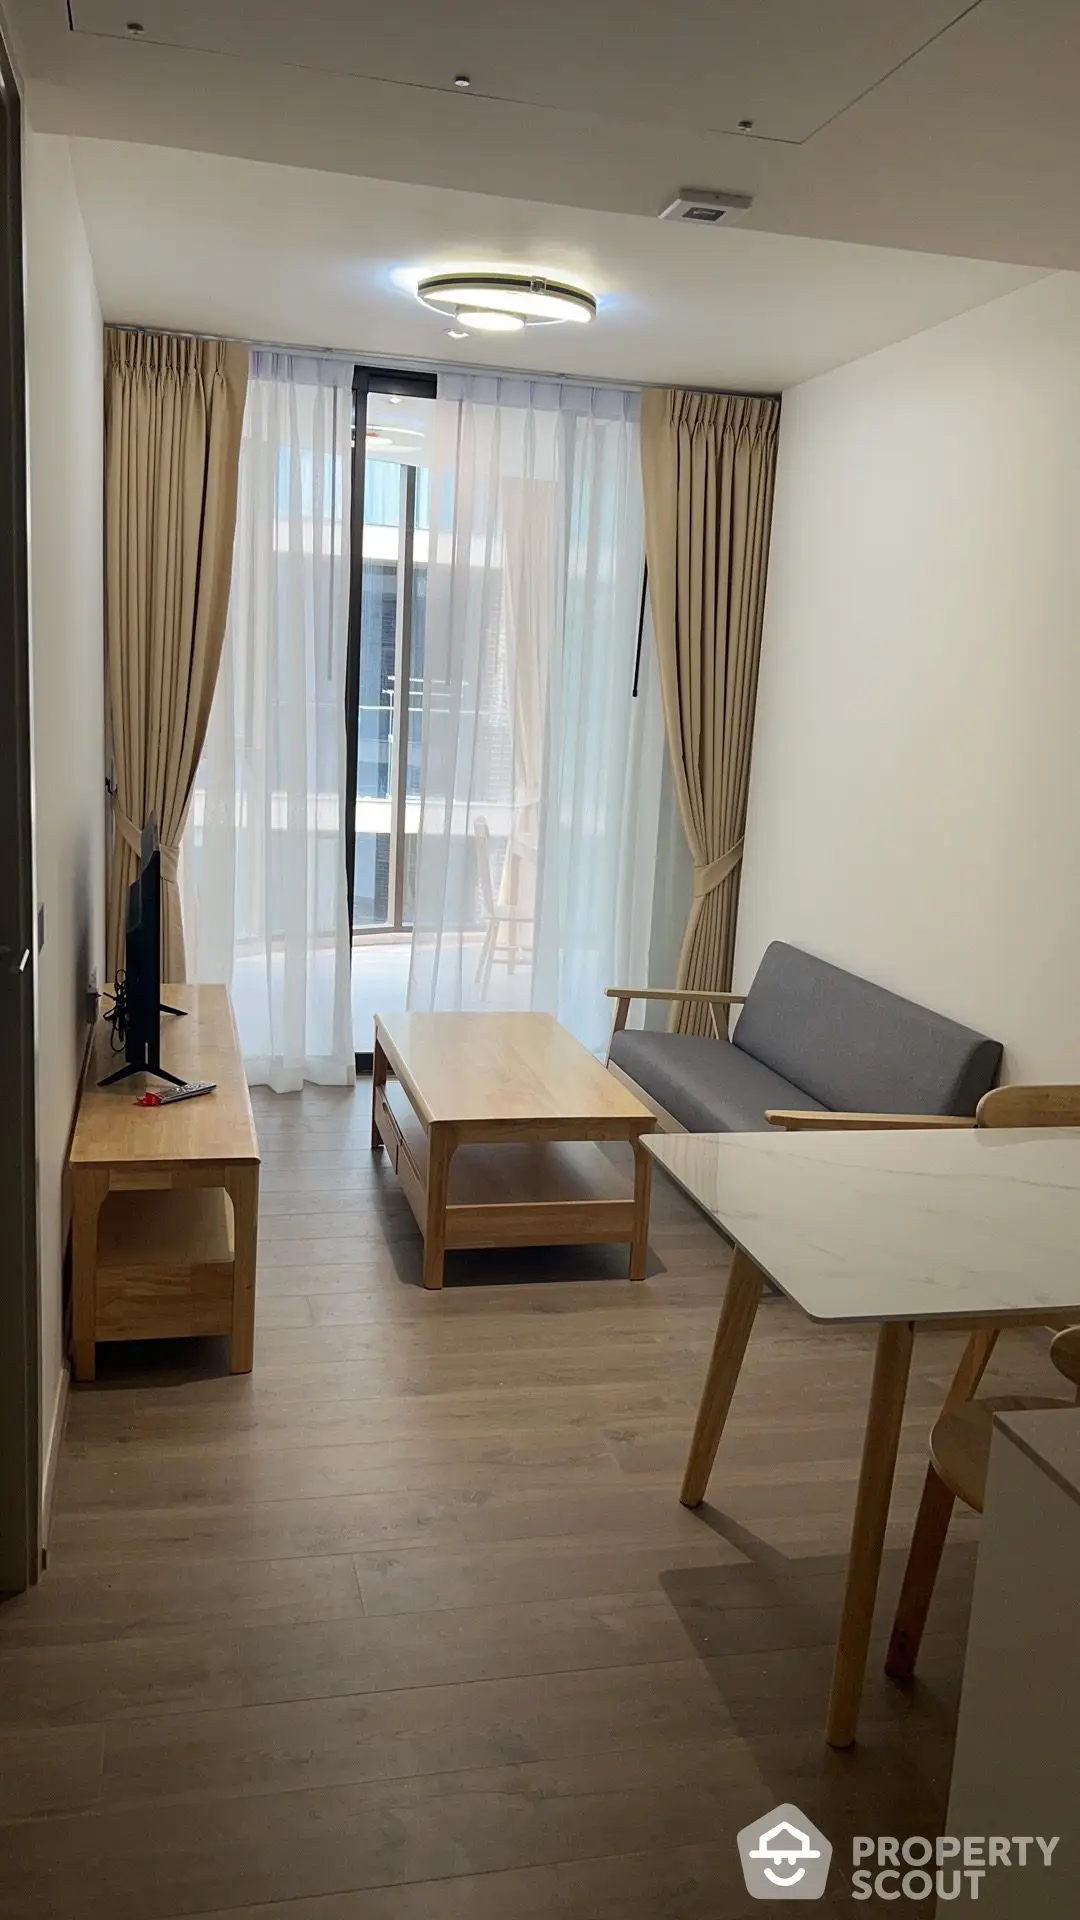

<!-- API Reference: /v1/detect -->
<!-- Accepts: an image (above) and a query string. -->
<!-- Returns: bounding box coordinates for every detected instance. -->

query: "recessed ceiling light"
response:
[446,328,468,339]
[453,74,471,90]
[417,272,596,329]
[386,394,404,405]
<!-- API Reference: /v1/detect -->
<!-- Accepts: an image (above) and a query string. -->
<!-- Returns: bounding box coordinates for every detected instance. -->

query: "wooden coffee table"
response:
[371,1012,656,1289]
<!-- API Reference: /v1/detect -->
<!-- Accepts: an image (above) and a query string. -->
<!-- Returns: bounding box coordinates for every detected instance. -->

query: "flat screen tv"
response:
[100,814,186,1086]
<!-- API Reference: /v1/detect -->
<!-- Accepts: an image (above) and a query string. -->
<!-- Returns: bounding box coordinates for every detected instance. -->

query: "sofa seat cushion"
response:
[609,1030,825,1133]
[732,942,1003,1118]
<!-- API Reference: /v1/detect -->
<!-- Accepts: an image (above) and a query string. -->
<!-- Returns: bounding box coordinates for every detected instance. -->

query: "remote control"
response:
[137,1080,217,1107]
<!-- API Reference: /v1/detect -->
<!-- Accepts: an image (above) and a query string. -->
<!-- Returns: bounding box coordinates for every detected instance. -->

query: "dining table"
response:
[643,1123,1080,1748]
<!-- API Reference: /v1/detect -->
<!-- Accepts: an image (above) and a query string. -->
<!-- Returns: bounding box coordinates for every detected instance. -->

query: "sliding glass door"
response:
[345,367,664,1064]
[346,372,436,1056]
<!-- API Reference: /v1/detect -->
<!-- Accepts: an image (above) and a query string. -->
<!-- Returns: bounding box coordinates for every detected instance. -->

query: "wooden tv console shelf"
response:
[68,984,260,1382]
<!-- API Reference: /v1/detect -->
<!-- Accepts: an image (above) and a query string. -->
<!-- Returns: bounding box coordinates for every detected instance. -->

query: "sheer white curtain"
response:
[181,354,355,1090]
[407,376,665,1055]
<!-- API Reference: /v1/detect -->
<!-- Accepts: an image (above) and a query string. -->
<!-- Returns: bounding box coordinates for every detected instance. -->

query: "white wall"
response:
[736,271,1080,1080]
[23,129,106,1511]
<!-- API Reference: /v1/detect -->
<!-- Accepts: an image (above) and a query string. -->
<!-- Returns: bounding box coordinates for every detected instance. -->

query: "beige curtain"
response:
[641,389,780,1034]
[104,330,248,981]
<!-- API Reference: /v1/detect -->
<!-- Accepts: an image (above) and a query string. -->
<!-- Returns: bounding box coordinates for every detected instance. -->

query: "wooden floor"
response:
[0,1083,1058,1918]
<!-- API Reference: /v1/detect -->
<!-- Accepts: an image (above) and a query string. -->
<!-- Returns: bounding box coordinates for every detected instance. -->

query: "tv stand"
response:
[98,1058,186,1089]
[99,997,188,1087]
[69,984,260,1381]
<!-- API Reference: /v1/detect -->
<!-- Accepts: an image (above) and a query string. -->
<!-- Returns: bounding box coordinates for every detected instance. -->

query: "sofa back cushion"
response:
[732,942,1002,1117]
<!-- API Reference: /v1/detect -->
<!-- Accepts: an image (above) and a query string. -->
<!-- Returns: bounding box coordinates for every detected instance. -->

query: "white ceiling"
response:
[65,0,970,146]
[12,0,1080,269]
[68,139,1045,390]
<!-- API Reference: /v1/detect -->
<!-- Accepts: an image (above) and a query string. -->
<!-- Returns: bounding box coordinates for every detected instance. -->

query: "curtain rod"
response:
[108,321,782,403]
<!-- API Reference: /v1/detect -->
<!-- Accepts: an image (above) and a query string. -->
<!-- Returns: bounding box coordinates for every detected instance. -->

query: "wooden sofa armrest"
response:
[766,1110,977,1133]
[604,988,747,1004]
[606,986,747,1043]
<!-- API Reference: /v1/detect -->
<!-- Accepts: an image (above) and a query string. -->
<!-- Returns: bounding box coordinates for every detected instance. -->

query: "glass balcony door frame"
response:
[343,365,437,1064]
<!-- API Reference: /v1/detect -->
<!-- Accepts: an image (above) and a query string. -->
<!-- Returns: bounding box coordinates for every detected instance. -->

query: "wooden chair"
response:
[972,1082,1080,1127]
[473,816,533,999]
[885,1326,1080,1679]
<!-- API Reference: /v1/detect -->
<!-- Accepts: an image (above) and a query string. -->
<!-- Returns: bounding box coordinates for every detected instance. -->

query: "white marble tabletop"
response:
[644,1127,1080,1324]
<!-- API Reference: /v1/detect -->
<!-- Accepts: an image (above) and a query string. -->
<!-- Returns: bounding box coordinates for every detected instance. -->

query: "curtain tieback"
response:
[111,796,180,884]
[692,838,744,901]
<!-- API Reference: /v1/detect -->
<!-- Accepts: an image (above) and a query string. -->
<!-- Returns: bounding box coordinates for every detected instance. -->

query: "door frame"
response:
[0,24,42,1594]
[344,366,437,1071]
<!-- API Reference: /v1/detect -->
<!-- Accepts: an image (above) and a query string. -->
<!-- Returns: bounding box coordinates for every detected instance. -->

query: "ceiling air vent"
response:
[659,189,753,226]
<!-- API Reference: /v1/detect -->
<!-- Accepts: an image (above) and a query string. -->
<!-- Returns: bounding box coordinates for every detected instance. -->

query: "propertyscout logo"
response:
[736,1805,1061,1902]
[738,1806,832,1899]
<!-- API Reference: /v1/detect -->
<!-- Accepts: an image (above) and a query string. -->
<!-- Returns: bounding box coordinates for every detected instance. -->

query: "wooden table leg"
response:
[826,1319,914,1747]
[629,1137,652,1281]
[371,1031,388,1151]
[226,1162,260,1374]
[422,1123,455,1291]
[71,1168,109,1383]
[680,1247,763,1507]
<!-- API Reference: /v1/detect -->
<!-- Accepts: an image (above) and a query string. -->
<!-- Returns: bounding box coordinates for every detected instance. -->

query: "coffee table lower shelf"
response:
[374,1079,651,1288]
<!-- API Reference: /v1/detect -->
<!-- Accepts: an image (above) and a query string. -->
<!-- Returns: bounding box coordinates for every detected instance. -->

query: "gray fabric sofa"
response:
[607,942,1003,1133]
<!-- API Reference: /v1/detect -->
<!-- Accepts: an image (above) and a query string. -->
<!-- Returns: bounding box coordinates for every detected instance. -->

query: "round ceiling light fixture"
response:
[416,272,596,331]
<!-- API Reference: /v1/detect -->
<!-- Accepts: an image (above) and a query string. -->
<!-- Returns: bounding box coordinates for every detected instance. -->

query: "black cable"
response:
[105,970,129,1053]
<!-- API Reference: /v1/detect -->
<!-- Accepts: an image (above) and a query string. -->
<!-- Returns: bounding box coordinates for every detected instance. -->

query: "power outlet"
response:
[86,969,101,1025]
